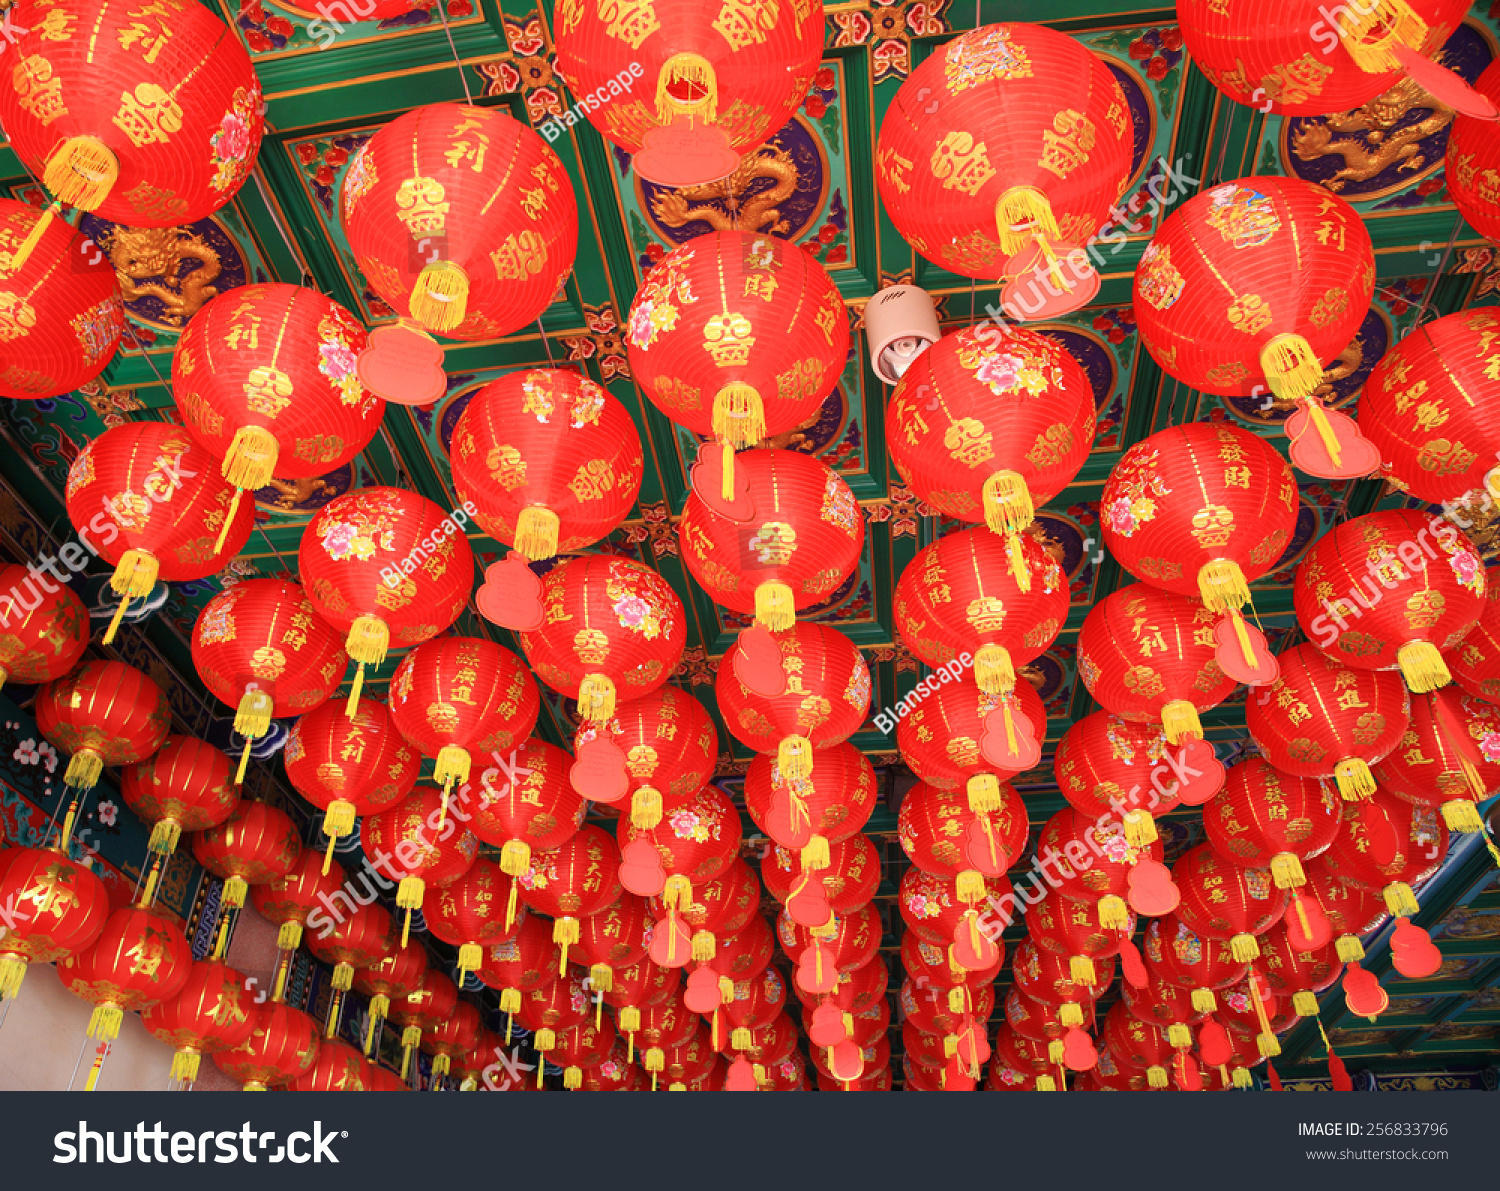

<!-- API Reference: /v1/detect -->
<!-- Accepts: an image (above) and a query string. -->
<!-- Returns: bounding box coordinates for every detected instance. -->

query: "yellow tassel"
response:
[344,666,366,720]
[1231,933,1261,963]
[3,201,59,273]
[1122,810,1157,848]
[457,943,482,981]
[644,1046,665,1073]
[554,915,580,973]
[1035,1074,1057,1091]
[170,1049,202,1084]
[712,383,765,449]
[727,1026,751,1052]
[691,930,715,963]
[754,582,796,632]
[1293,990,1319,1016]
[1260,333,1324,400]
[0,664,7,690]
[1060,1002,1084,1028]
[112,548,161,599]
[1396,640,1450,693]
[148,819,181,856]
[1442,798,1483,833]
[943,1034,961,1061]
[1069,955,1096,984]
[1224,606,1260,673]
[801,835,830,873]
[1257,1032,1281,1058]
[0,955,27,1000]
[1301,397,1345,470]
[435,745,470,799]
[235,688,274,741]
[981,470,1034,533]
[535,1028,556,1053]
[589,962,614,994]
[955,869,986,906]
[973,643,1015,696]
[1098,894,1129,930]
[1044,1039,1064,1066]
[1232,1067,1252,1089]
[578,674,617,723]
[663,874,693,911]
[222,424,279,493]
[1336,934,1365,963]
[654,51,718,124]
[345,616,389,667]
[718,976,735,1006]
[515,507,559,561]
[499,988,521,1016]
[1191,988,1218,1013]
[631,787,663,830]
[1146,1065,1169,1089]
[222,876,248,909]
[1334,758,1376,802]
[778,735,813,780]
[499,840,531,878]
[104,591,132,646]
[1459,756,1487,800]
[213,489,244,557]
[966,772,1002,814]
[1332,0,1427,71]
[620,1005,640,1037]
[43,136,119,210]
[1197,559,1251,614]
[564,1066,582,1090]
[1160,700,1201,747]
[1168,1023,1192,1050]
[947,987,969,1016]
[1270,853,1306,890]
[277,921,303,951]
[233,737,253,786]
[1383,881,1419,917]
[994,185,1060,258]
[410,260,469,332]
[87,1004,124,1042]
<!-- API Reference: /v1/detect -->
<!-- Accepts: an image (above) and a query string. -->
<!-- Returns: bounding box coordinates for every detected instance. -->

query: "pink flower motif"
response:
[96,800,118,827]
[1480,731,1500,763]
[627,302,655,346]
[320,341,357,379]
[615,595,650,627]
[215,113,251,162]
[1104,497,1137,536]
[973,352,1024,391]
[1449,549,1482,587]
[322,523,355,557]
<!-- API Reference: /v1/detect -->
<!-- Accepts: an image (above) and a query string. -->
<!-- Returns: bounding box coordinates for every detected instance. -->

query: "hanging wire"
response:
[434,1,475,106]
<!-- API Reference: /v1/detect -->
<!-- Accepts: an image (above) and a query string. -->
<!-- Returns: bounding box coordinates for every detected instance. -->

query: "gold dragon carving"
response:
[1290,76,1453,191]
[102,226,225,326]
[649,144,801,236]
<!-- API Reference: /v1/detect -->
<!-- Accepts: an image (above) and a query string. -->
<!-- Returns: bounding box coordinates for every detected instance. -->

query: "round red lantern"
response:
[1172,843,1290,962]
[1204,756,1342,890]
[1133,176,1374,409]
[554,1014,616,1089]
[876,22,1132,309]
[717,620,870,778]
[1005,986,1075,1045]
[450,368,644,561]
[887,325,1097,575]
[0,199,123,399]
[1448,61,1500,242]
[192,578,347,781]
[1303,855,1390,963]
[899,778,1029,889]
[1077,583,1238,744]
[0,561,88,688]
[359,786,479,945]
[761,833,880,917]
[58,903,193,1041]
[648,856,760,960]
[390,969,458,1080]
[897,866,1007,950]
[289,1038,371,1091]
[249,846,345,958]
[1320,788,1448,919]
[900,931,998,992]
[1447,579,1500,703]
[516,822,622,968]
[305,901,391,1009]
[1295,509,1486,692]
[141,958,255,1084]
[572,893,653,996]
[1259,919,1341,1018]
[1121,969,1209,1044]
[897,671,1049,797]
[599,956,679,1057]
[172,284,383,536]
[793,953,888,1013]
[64,422,253,640]
[283,697,420,866]
[699,913,775,985]
[1053,710,1185,825]
[579,1041,641,1092]
[0,0,263,224]
[37,659,170,791]
[1375,688,1500,833]
[1245,642,1412,800]
[1143,913,1251,1012]
[573,685,718,821]
[744,742,876,866]
[679,448,865,631]
[214,1000,320,1090]
[0,846,108,1001]
[777,902,881,974]
[298,487,476,708]
[518,970,592,1075]
[625,230,849,491]
[121,735,238,856]
[193,800,301,909]
[725,964,788,1034]
[1037,805,1164,928]
[616,783,741,903]
[1029,890,1135,986]
[341,103,577,339]
[388,635,540,799]
[1102,1000,1175,1088]
[354,937,426,1055]
[422,999,482,1081]
[425,858,522,984]
[519,554,685,723]
[900,978,996,1040]
[477,912,558,1023]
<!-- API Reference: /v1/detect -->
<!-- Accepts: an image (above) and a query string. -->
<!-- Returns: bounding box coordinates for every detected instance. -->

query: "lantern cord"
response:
[250,170,319,289]
[434,2,475,106]
[83,1042,112,1092]
[536,319,557,368]
[65,1032,91,1092]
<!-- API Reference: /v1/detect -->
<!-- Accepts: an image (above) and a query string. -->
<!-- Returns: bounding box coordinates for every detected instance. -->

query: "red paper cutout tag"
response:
[689,441,754,522]
[1000,242,1100,321]
[963,817,1010,878]
[1062,1026,1098,1072]
[1363,804,1403,869]
[1197,1020,1233,1068]
[725,1055,758,1092]
[1287,402,1381,480]
[733,624,787,698]
[796,944,838,996]
[1392,43,1500,119]
[1390,917,1442,979]
[475,553,545,632]
[1214,613,1279,687]
[1174,1051,1203,1091]
[828,1039,864,1084]
[766,785,813,851]
[1171,737,1225,807]
[956,1019,990,1069]
[619,838,667,898]
[570,735,630,804]
[951,916,1000,972]
[941,1054,977,1091]
[1342,963,1389,1020]
[1286,893,1333,952]
[979,701,1041,772]
[1117,938,1148,989]
[1126,856,1180,918]
[356,323,447,406]
[809,1002,847,1048]
[683,965,724,1014]
[648,913,694,968]
[787,876,833,930]
[632,119,739,187]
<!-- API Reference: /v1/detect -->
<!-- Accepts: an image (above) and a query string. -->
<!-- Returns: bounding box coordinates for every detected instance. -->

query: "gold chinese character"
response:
[930,132,995,196]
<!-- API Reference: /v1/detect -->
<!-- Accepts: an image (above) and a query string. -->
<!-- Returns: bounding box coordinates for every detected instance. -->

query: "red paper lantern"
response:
[761,833,879,917]
[64,421,253,640]
[1133,176,1373,406]
[700,914,775,983]
[425,858,523,983]
[121,736,239,856]
[635,988,698,1052]
[1245,642,1412,801]
[1302,856,1390,963]
[1259,919,1341,1017]
[172,284,383,530]
[1053,710,1185,822]
[516,823,622,969]
[388,635,540,799]
[899,931,998,992]
[467,737,585,911]
[744,742,876,864]
[193,800,301,909]
[355,936,427,1055]
[1004,986,1075,1044]
[0,846,109,1001]
[359,786,479,945]
[1038,805,1164,927]
[887,325,1097,571]
[1447,579,1500,703]
[58,903,193,1041]
[1179,0,1471,116]
[519,554,685,723]
[897,866,1007,947]
[717,620,870,778]
[192,578,347,782]
[1204,756,1342,890]
[573,685,718,819]
[792,953,888,1013]
[341,103,577,339]
[648,856,760,956]
[625,230,849,486]
[0,0,263,224]
[249,846,345,958]
[553,1014,617,1089]
[0,200,122,399]
[1121,969,1208,1041]
[1077,583,1238,744]
[422,999,483,1081]
[900,978,995,1039]
[305,900,392,996]
[1172,844,1290,962]
[572,893,653,994]
[725,964,788,1033]
[0,561,88,689]
[289,1038,371,1092]
[1029,891,1135,985]
[599,956,680,1058]
[897,671,1048,795]
[477,912,559,1021]
[898,778,1028,887]
[1448,61,1500,241]
[777,902,881,973]
[1295,509,1487,692]
[450,368,643,561]
[1320,787,1448,919]
[579,1042,642,1091]
[519,970,593,1074]
[1143,913,1251,1012]
[679,447,865,632]
[141,958,256,1084]
[36,659,170,791]
[283,697,420,864]
[214,1001,320,1090]
[299,487,476,706]
[617,783,741,894]
[1102,1000,1175,1088]
[390,969,458,1079]
[1375,688,1500,833]
[876,22,1132,307]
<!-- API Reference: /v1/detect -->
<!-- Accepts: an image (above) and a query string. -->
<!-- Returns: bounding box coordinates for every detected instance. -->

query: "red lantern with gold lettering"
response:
[1053,710,1185,823]
[390,969,458,1080]
[1030,890,1135,987]
[1204,757,1342,890]
[450,368,644,561]
[1259,918,1341,1018]
[354,937,426,1055]
[1122,968,1208,1042]
[518,970,592,1076]
[573,685,718,823]
[649,857,760,965]
[214,1001,320,1090]
[1448,61,1500,241]
[1038,805,1164,928]
[141,958,256,1085]
[897,672,1049,799]
[359,786,479,944]
[425,858,522,984]
[422,999,482,1082]
[761,834,880,917]
[193,800,302,910]
[1012,938,1111,1029]
[1375,688,1500,833]
[793,950,888,1013]
[900,931,998,992]
[617,784,741,900]
[572,893,653,999]
[58,903,193,1042]
[305,901,391,1029]
[1303,856,1389,964]
[289,1038,371,1092]
[1447,580,1500,703]
[1143,913,1251,1013]
[1172,844,1290,962]
[37,659,170,792]
[341,103,577,339]
[249,847,345,958]
[478,912,559,1027]
[517,822,622,970]
[898,778,1028,890]
[1246,642,1412,801]
[744,742,876,870]
[1102,1000,1175,1089]
[0,562,88,688]
[554,1014,616,1090]
[0,846,109,1002]
[121,736,239,856]
[777,902,881,974]
[898,867,1007,949]
[1320,787,1448,919]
